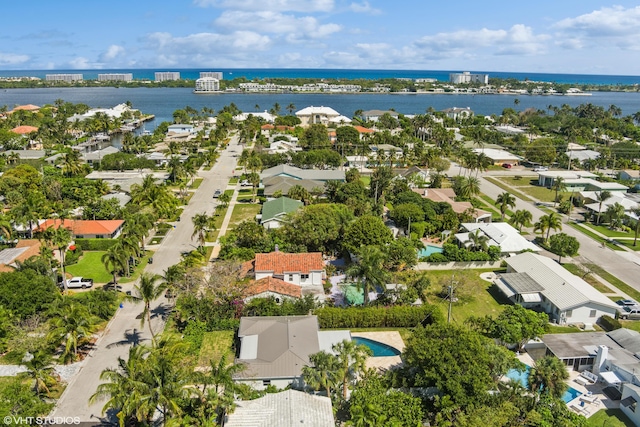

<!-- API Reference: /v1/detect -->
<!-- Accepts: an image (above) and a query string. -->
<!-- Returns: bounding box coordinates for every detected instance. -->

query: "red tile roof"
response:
[244,276,302,299]
[37,219,124,236]
[10,104,40,113]
[254,252,324,275]
[11,125,39,134]
[353,125,375,134]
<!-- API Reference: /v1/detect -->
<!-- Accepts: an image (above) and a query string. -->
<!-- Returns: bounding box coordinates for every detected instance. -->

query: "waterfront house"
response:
[166,124,195,136]
[360,109,399,122]
[295,106,341,127]
[442,107,474,121]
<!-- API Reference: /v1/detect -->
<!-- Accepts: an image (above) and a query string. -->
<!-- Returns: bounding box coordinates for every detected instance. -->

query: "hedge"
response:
[75,238,119,251]
[599,315,621,331]
[314,305,443,329]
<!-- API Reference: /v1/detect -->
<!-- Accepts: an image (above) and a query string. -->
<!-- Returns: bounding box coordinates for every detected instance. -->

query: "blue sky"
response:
[2,0,640,75]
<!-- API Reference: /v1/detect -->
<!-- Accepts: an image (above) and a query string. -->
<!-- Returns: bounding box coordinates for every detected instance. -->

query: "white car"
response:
[533,166,548,172]
[66,277,94,289]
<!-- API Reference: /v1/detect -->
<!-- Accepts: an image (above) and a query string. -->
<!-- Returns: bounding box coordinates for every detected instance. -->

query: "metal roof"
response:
[458,223,541,254]
[260,197,303,224]
[261,165,345,182]
[499,273,544,293]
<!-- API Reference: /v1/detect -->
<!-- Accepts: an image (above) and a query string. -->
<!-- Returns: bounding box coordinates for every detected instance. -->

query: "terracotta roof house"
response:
[234,316,350,390]
[0,240,42,272]
[243,276,302,302]
[10,125,39,135]
[254,251,325,287]
[225,389,334,427]
[9,104,40,113]
[37,219,124,239]
[259,196,303,229]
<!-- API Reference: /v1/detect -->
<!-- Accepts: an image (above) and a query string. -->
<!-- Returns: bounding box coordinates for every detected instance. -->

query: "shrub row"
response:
[315,305,443,329]
[75,238,119,251]
[600,315,622,331]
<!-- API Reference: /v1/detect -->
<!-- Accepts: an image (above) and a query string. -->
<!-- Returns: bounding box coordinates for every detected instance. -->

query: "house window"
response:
[288,274,294,281]
[301,274,309,280]
[262,380,271,387]
[590,310,597,318]
[565,310,572,317]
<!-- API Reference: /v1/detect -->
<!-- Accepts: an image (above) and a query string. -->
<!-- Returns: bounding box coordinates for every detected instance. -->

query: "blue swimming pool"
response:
[353,337,401,357]
[419,244,444,258]
[505,367,582,403]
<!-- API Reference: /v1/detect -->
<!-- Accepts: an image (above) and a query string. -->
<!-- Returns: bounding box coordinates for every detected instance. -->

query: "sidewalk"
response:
[209,182,241,260]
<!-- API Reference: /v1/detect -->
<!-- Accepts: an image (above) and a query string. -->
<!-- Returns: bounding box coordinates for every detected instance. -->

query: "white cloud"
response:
[99,45,125,62]
[68,57,93,69]
[144,31,271,56]
[0,53,29,65]
[215,10,341,39]
[194,0,334,12]
[349,1,381,15]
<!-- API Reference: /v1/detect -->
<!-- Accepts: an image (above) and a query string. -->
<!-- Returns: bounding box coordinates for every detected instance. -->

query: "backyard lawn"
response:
[197,331,235,368]
[584,223,634,239]
[587,408,634,427]
[424,269,510,323]
[227,203,262,229]
[66,250,154,285]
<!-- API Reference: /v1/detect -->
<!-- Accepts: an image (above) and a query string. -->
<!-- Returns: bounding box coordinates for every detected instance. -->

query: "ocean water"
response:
[1,68,640,85]
[2,87,639,126]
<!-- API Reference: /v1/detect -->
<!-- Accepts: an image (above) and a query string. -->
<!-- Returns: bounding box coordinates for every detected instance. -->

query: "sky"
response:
[1,0,640,75]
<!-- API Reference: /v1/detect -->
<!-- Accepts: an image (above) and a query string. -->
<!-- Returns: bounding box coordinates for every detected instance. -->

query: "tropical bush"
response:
[315,305,443,328]
[75,238,119,251]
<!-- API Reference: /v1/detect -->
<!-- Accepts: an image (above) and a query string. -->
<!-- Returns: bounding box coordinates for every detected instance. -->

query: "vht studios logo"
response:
[2,417,81,425]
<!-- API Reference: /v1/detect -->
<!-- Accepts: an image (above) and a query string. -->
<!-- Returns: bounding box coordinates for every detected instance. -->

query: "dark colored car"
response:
[213,189,222,197]
[502,163,512,169]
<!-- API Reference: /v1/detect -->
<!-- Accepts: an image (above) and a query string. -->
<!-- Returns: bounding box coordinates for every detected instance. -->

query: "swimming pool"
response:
[505,367,582,403]
[418,244,444,258]
[353,336,402,357]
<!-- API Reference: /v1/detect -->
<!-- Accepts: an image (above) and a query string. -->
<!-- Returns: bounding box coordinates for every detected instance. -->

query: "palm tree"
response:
[47,304,96,363]
[509,209,533,232]
[495,192,516,221]
[50,226,72,293]
[534,212,562,242]
[467,229,489,252]
[460,176,481,200]
[346,246,389,306]
[286,103,296,114]
[551,177,566,208]
[197,353,245,423]
[191,212,215,249]
[218,192,231,208]
[596,190,612,225]
[302,351,340,398]
[20,351,58,397]
[102,245,127,285]
[528,356,569,400]
[287,185,311,205]
[61,150,83,177]
[606,202,626,230]
[125,273,166,346]
[332,339,372,399]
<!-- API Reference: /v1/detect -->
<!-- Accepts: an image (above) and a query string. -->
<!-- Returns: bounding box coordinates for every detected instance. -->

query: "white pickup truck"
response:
[66,277,94,289]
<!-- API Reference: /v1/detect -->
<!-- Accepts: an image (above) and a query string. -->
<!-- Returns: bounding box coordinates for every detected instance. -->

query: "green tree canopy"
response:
[343,215,392,255]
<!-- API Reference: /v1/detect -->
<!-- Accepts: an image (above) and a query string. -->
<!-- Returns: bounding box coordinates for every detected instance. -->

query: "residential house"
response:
[581,192,639,222]
[619,170,640,182]
[369,144,403,161]
[442,107,473,121]
[295,106,341,127]
[166,124,195,136]
[85,170,170,193]
[81,146,120,165]
[261,164,345,182]
[101,192,131,208]
[2,150,46,160]
[234,315,350,390]
[262,176,325,198]
[455,222,540,255]
[413,188,491,222]
[472,148,521,165]
[353,125,375,139]
[243,277,302,303]
[328,115,352,126]
[0,240,42,273]
[536,171,598,188]
[396,166,430,187]
[360,109,399,122]
[620,383,640,426]
[225,389,334,427]
[495,252,618,325]
[253,251,324,287]
[37,219,125,239]
[8,104,40,114]
[10,125,38,135]
[259,196,303,229]
[567,149,600,163]
[346,155,369,171]
[234,111,277,123]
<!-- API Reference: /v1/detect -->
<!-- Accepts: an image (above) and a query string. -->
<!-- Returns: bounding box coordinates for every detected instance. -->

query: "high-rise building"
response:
[194,77,220,93]
[449,71,489,84]
[45,74,83,82]
[155,72,181,82]
[98,73,133,82]
[200,71,223,80]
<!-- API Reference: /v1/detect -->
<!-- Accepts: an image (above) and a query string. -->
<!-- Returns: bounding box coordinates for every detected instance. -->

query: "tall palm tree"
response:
[50,226,72,293]
[196,353,245,423]
[528,356,569,400]
[332,339,372,400]
[534,212,562,242]
[20,351,58,397]
[191,212,214,249]
[606,202,626,230]
[302,351,340,398]
[551,177,566,208]
[495,192,516,221]
[47,304,96,363]
[102,245,127,285]
[286,103,296,115]
[467,229,489,252]
[126,273,166,346]
[287,185,311,205]
[509,209,533,232]
[596,190,612,225]
[346,246,389,306]
[460,176,481,200]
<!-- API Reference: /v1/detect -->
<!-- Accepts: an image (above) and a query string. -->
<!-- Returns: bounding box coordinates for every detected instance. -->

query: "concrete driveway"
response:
[51,135,240,423]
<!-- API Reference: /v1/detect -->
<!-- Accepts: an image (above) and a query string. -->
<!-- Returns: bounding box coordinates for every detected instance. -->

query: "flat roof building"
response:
[98,73,133,82]
[194,77,220,93]
[200,71,223,80]
[450,71,489,84]
[45,74,83,82]
[154,72,180,81]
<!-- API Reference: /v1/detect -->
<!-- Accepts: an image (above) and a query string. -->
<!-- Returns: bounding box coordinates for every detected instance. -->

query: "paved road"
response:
[450,164,640,294]
[51,135,241,423]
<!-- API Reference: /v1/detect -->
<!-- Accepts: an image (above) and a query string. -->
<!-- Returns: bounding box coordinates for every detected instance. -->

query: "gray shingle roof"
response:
[261,164,345,182]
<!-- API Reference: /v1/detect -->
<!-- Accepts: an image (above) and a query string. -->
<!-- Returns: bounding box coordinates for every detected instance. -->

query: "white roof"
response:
[567,150,600,162]
[457,222,540,253]
[505,252,618,311]
[537,171,598,179]
[472,148,521,161]
[585,194,638,213]
[234,111,277,123]
[328,115,352,124]
[295,106,340,117]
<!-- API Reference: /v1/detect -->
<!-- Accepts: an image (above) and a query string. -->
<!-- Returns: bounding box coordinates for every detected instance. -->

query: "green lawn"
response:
[616,240,640,251]
[228,203,262,229]
[584,223,633,238]
[424,269,509,323]
[229,177,238,184]
[587,408,635,427]
[66,251,112,284]
[198,331,235,368]
[490,177,575,203]
[562,263,615,294]
[567,222,622,251]
[546,324,594,334]
[620,320,640,333]
[484,177,533,202]
[496,176,538,187]
[190,178,203,189]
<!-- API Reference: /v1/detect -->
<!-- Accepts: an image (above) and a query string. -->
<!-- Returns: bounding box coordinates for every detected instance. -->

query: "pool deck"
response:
[515,352,616,418]
[351,331,405,371]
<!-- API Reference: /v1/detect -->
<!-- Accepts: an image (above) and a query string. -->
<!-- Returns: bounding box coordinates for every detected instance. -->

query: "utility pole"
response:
[447,274,457,323]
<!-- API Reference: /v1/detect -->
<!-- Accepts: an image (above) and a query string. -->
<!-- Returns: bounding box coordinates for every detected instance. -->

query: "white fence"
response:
[415,261,503,270]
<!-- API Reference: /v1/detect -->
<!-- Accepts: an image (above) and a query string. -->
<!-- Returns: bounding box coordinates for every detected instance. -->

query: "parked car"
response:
[66,277,94,289]
[618,306,640,320]
[103,283,123,292]
[616,299,639,307]
[533,166,549,172]
[502,163,512,169]
[240,180,250,186]
[213,189,222,198]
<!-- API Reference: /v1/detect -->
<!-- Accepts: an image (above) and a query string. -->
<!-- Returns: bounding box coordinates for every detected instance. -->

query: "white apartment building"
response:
[154,72,180,81]
[200,71,223,80]
[194,77,220,92]
[449,71,489,84]
[45,74,83,82]
[98,73,133,82]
